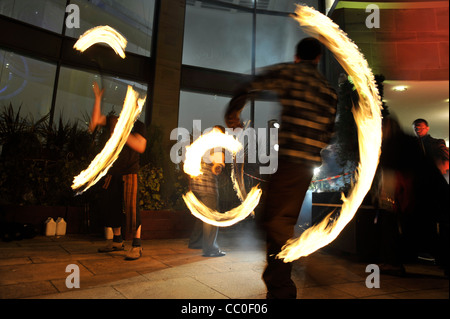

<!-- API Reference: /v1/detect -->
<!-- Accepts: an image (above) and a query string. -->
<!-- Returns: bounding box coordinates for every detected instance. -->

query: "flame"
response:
[72,86,145,194]
[182,187,262,227]
[183,129,242,177]
[71,26,145,194]
[276,5,382,262]
[73,26,127,59]
[182,129,262,226]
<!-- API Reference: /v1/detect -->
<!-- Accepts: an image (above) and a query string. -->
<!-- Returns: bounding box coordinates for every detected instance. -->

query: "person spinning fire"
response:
[225,37,338,298]
[89,82,147,260]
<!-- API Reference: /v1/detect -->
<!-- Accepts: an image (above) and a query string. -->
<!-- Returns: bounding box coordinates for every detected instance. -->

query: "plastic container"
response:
[55,217,67,236]
[104,227,113,240]
[45,217,56,236]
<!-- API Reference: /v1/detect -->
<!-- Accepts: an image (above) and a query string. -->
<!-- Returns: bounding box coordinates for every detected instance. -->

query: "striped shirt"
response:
[190,161,218,197]
[227,61,338,167]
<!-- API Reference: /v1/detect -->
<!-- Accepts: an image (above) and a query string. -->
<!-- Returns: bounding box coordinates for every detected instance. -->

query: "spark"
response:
[73,26,127,59]
[276,5,382,262]
[183,128,262,226]
[72,86,145,194]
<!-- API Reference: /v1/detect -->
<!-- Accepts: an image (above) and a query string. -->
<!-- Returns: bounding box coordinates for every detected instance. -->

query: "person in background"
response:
[225,37,338,298]
[90,82,147,260]
[412,118,449,178]
[411,118,449,274]
[188,125,226,257]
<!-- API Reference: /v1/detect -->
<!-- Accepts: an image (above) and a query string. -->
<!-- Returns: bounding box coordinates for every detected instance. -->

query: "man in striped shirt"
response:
[225,37,338,299]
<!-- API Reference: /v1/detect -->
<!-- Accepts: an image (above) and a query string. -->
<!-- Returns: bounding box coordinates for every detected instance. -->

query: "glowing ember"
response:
[72,86,145,194]
[276,5,382,262]
[183,128,262,226]
[73,26,127,59]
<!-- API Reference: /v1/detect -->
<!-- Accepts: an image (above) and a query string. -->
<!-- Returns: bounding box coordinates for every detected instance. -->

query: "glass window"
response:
[214,0,315,13]
[180,91,230,133]
[0,49,57,119]
[0,0,66,34]
[183,4,253,73]
[178,91,252,134]
[254,100,281,130]
[65,0,156,57]
[255,14,308,68]
[54,66,147,127]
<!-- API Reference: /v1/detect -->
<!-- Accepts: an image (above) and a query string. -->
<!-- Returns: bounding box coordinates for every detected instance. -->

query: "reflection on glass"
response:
[183,5,252,73]
[0,49,56,119]
[55,67,147,127]
[66,0,156,57]
[0,0,66,34]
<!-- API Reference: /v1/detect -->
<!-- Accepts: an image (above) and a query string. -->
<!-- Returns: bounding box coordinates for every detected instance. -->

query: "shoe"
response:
[98,240,124,253]
[203,250,226,257]
[125,246,143,260]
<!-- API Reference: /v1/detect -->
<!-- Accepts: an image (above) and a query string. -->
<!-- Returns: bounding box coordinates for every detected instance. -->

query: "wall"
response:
[330,1,449,82]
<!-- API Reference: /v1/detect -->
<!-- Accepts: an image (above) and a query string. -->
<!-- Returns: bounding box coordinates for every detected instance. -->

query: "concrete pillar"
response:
[149,0,186,206]
[151,0,185,137]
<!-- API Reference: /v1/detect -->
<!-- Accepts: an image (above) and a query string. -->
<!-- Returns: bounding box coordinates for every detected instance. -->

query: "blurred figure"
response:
[412,118,449,178]
[376,116,449,276]
[225,37,338,298]
[374,116,423,274]
[90,82,147,260]
[188,125,226,257]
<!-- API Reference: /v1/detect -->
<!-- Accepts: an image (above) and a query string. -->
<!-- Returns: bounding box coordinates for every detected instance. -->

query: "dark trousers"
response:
[262,159,313,299]
[101,174,141,233]
[189,193,220,255]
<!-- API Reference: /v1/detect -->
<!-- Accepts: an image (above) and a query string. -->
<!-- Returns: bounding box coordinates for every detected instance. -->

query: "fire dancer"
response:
[90,82,147,260]
[188,125,226,257]
[225,38,338,298]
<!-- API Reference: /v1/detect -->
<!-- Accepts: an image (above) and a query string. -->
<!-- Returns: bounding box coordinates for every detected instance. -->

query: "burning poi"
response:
[73,25,127,59]
[71,26,146,194]
[276,5,382,262]
[182,128,262,227]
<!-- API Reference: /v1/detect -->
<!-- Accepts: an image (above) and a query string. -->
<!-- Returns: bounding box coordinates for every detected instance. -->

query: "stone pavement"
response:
[0,222,448,300]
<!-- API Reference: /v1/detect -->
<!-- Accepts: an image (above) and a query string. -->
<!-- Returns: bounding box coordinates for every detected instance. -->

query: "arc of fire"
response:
[182,129,262,227]
[71,26,146,194]
[276,5,383,262]
[73,25,127,59]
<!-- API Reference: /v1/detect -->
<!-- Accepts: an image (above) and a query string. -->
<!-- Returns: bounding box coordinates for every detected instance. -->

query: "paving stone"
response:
[194,269,266,299]
[114,276,228,299]
[0,261,93,285]
[0,280,58,299]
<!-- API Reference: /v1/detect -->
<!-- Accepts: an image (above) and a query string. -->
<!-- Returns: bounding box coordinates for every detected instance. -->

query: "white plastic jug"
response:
[45,217,56,236]
[55,217,67,236]
[104,227,113,240]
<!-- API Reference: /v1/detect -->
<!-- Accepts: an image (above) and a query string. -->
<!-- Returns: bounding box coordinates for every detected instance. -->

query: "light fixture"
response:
[392,85,408,92]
